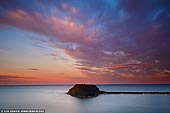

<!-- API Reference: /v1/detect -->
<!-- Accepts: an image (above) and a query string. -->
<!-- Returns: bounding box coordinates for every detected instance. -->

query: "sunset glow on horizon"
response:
[0,0,170,85]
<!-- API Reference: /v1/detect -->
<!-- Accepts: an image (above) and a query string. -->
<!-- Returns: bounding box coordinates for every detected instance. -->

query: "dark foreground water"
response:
[0,84,170,113]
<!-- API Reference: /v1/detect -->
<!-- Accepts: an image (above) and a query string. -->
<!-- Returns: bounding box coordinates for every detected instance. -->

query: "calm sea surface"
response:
[0,84,170,113]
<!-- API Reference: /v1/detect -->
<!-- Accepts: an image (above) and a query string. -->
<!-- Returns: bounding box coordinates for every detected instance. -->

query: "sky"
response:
[0,0,170,85]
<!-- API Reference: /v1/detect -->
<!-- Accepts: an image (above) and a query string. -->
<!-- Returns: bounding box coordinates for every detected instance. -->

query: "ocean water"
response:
[0,84,170,113]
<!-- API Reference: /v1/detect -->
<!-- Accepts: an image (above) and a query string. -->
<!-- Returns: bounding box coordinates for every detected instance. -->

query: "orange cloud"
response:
[27,68,39,71]
[0,75,36,79]
[0,75,36,84]
[109,60,160,70]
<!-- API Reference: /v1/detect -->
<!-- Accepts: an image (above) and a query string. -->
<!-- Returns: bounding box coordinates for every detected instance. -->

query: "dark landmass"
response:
[67,84,104,97]
[67,84,170,98]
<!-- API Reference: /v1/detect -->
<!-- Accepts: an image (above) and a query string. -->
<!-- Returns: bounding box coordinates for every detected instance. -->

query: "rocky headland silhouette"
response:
[67,84,170,98]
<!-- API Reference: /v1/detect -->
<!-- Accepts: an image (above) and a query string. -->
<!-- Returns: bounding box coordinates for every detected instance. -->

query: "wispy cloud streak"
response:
[0,0,170,83]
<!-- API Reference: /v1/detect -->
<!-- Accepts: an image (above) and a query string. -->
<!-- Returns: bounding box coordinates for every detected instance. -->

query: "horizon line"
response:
[0,83,170,86]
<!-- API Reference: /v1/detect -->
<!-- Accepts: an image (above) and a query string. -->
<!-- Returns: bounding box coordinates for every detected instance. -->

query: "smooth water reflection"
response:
[0,85,170,113]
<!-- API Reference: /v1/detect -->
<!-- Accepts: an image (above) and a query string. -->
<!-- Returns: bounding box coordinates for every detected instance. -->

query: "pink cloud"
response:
[0,9,98,46]
[61,3,78,15]
[61,3,69,10]
[70,7,78,15]
[108,60,161,70]
[1,9,168,83]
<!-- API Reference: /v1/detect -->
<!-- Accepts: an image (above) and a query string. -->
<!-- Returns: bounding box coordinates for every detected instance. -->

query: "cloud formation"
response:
[0,75,36,80]
[27,68,40,71]
[0,0,170,83]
